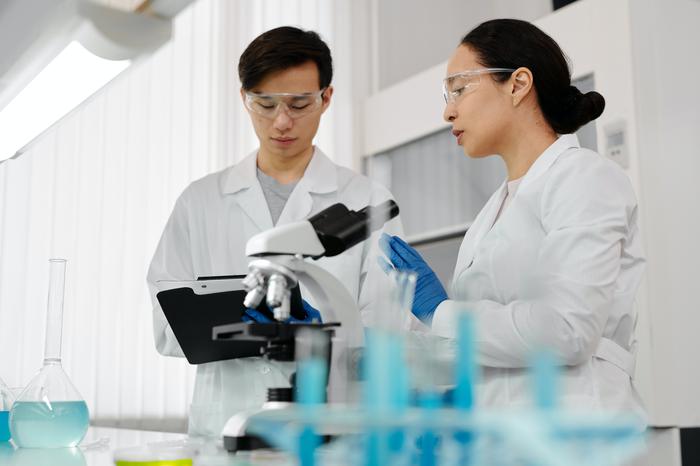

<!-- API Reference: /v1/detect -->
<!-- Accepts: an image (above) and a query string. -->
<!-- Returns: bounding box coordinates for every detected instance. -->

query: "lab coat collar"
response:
[221,151,273,231]
[221,147,338,230]
[221,146,338,195]
[295,147,338,195]
[222,149,258,195]
[275,147,338,225]
[519,133,580,192]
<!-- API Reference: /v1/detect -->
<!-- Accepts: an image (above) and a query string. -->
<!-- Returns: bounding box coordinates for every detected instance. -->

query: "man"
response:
[147,26,402,437]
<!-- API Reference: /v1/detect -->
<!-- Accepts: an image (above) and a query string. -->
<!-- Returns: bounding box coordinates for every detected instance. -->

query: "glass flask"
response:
[0,377,13,442]
[10,259,90,448]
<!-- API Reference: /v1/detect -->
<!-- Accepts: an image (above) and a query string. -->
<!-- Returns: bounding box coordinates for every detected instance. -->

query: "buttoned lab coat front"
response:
[147,148,403,437]
[432,135,646,417]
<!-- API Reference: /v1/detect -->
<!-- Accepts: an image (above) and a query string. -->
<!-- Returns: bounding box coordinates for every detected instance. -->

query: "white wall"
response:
[0,0,357,431]
[373,0,552,90]
[628,0,700,427]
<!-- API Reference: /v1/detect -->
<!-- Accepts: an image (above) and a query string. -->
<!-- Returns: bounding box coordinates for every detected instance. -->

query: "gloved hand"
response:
[378,233,448,325]
[242,299,323,324]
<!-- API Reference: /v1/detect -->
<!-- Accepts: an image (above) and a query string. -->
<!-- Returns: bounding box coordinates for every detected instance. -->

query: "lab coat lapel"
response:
[276,147,337,225]
[517,133,580,193]
[222,151,274,232]
[472,182,507,247]
[453,182,508,275]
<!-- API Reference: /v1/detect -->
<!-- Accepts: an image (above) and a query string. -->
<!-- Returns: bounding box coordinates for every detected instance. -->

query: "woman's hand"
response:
[378,233,448,325]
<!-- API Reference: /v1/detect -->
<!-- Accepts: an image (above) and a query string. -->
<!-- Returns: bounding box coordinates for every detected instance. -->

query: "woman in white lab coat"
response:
[379,19,645,418]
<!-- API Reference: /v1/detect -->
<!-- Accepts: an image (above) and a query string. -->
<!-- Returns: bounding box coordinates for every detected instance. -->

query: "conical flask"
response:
[9,259,90,448]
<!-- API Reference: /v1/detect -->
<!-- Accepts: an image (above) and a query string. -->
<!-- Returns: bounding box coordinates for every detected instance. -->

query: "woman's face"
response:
[443,45,513,158]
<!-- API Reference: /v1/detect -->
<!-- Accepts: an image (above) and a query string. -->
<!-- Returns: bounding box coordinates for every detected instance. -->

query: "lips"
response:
[452,129,464,145]
[271,137,297,146]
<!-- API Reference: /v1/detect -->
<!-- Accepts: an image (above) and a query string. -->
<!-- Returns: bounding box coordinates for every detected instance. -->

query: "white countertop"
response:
[0,426,293,465]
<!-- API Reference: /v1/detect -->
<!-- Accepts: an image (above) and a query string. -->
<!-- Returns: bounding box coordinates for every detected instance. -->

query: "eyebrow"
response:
[251,90,320,96]
[289,95,313,101]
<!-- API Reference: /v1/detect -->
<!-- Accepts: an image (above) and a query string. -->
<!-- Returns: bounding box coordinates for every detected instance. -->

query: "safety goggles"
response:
[442,68,515,104]
[243,88,326,119]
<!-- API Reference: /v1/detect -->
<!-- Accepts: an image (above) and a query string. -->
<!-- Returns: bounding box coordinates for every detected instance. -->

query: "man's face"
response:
[241,61,333,161]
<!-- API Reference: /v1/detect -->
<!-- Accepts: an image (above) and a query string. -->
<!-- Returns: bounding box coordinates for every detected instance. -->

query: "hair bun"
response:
[575,90,605,122]
[554,88,605,134]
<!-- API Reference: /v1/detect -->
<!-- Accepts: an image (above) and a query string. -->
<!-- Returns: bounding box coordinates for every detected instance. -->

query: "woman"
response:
[379,19,645,417]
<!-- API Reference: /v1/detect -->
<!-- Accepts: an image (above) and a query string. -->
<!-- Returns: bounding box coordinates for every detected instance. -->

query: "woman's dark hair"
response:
[461,19,604,134]
[238,26,333,91]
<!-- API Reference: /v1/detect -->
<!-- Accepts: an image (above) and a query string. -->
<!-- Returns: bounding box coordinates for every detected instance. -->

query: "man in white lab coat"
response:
[147,26,402,437]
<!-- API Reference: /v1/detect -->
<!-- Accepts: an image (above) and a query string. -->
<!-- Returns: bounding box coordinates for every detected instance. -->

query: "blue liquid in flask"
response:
[10,400,89,448]
[0,411,10,441]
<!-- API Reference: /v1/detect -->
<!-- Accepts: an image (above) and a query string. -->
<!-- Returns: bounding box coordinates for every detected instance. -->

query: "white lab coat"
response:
[147,147,403,437]
[432,134,646,417]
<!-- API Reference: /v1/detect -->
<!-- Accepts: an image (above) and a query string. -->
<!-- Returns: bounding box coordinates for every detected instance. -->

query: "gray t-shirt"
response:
[256,167,298,225]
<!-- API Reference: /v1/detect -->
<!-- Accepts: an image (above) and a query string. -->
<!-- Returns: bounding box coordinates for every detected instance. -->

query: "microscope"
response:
[215,200,399,452]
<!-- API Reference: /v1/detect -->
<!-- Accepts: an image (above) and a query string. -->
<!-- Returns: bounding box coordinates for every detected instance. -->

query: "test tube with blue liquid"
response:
[9,259,89,448]
[295,327,331,466]
[0,378,13,442]
[363,270,414,466]
[453,311,477,466]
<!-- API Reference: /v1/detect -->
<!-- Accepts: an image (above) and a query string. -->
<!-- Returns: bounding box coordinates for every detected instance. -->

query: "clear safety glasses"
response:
[244,89,326,119]
[442,68,516,104]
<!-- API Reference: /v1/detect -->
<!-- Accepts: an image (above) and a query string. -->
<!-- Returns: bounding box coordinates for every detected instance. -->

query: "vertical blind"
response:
[0,0,354,432]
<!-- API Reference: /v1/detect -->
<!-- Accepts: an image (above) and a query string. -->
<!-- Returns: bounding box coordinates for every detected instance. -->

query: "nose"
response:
[443,102,456,123]
[272,105,293,131]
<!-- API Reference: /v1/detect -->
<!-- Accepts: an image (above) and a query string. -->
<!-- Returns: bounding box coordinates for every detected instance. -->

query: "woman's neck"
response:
[499,124,558,181]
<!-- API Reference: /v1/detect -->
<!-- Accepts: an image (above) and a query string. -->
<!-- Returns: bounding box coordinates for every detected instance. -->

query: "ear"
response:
[240,87,247,105]
[320,85,334,113]
[511,67,534,107]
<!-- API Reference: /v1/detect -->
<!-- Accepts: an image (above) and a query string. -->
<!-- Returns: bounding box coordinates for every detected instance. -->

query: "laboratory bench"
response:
[0,426,293,465]
[0,424,675,466]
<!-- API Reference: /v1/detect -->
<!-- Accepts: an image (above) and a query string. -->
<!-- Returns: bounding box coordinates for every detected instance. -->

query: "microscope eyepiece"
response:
[308,200,399,257]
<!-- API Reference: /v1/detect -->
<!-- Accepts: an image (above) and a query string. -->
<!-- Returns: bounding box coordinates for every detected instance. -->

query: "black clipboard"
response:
[156,275,303,364]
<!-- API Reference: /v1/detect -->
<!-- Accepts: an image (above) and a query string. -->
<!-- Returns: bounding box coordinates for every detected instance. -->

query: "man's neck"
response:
[257,145,314,184]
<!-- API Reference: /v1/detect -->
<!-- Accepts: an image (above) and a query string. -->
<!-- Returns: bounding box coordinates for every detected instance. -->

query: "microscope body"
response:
[219,201,399,451]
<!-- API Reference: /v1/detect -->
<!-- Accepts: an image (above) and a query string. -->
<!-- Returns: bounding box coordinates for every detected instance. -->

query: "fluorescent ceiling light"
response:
[0,41,130,163]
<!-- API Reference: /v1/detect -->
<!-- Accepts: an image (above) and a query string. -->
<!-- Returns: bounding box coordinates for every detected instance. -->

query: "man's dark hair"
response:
[238,26,333,91]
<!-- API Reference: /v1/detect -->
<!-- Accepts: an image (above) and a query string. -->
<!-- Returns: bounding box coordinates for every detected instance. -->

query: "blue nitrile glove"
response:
[242,299,323,324]
[378,233,448,325]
